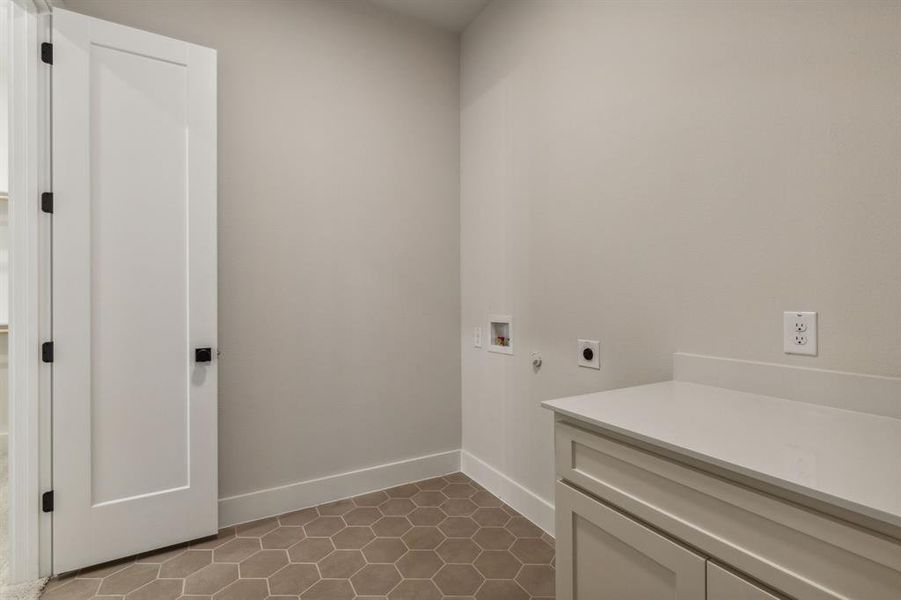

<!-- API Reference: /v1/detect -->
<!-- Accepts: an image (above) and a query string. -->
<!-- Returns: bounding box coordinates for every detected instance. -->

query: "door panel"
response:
[555,481,705,600]
[52,7,217,573]
[708,562,784,600]
[90,41,189,504]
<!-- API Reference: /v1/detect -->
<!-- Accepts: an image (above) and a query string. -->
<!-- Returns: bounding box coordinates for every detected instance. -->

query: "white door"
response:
[51,8,217,573]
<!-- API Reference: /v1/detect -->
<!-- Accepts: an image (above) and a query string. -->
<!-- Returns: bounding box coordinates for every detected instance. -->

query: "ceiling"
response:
[366,0,490,33]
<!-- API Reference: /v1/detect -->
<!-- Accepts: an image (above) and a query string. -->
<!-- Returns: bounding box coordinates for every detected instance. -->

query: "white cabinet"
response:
[707,563,782,600]
[552,420,901,600]
[555,481,706,600]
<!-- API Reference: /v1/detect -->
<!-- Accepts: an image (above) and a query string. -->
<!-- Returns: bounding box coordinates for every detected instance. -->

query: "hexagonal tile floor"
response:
[40,472,555,599]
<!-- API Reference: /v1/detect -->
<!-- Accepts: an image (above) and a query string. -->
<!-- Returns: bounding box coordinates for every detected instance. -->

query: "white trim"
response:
[219,450,461,528]
[673,353,901,419]
[460,450,555,537]
[7,0,50,583]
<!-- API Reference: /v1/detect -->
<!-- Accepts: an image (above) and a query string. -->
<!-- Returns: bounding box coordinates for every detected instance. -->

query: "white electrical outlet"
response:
[474,326,482,348]
[578,339,600,369]
[784,312,817,356]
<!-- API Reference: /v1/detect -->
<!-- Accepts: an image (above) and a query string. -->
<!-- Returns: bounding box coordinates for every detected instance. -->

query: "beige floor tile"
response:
[343,507,382,526]
[349,564,401,596]
[510,538,554,564]
[239,550,289,578]
[303,516,345,537]
[407,507,445,526]
[278,508,319,527]
[474,550,522,579]
[317,499,355,516]
[183,563,239,595]
[439,516,479,538]
[370,517,412,537]
[211,578,268,600]
[395,550,442,578]
[401,526,445,550]
[506,515,543,538]
[269,564,319,596]
[361,538,406,563]
[97,564,159,595]
[123,578,182,600]
[261,526,307,549]
[135,545,187,564]
[287,538,334,563]
[235,518,279,538]
[41,474,554,600]
[378,498,415,516]
[386,579,441,600]
[159,550,212,578]
[435,538,481,564]
[470,490,503,507]
[473,527,515,550]
[317,549,365,578]
[444,473,472,484]
[441,498,478,516]
[191,529,237,551]
[300,579,355,600]
[516,563,556,596]
[213,538,262,563]
[267,563,320,596]
[415,477,448,491]
[353,490,390,507]
[433,564,484,596]
[384,484,419,498]
[42,579,102,600]
[475,580,529,600]
[410,491,445,507]
[77,558,135,579]
[443,483,477,499]
[472,507,511,527]
[331,526,375,549]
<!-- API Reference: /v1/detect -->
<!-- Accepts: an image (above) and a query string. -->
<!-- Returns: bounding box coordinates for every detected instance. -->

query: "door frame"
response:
[7,0,52,582]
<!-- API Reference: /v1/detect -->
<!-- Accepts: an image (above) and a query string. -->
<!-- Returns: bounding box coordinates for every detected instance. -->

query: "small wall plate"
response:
[488,315,513,355]
[784,311,817,356]
[578,339,600,369]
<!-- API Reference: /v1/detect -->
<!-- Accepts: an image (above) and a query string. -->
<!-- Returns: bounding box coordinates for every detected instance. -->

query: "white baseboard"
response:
[219,449,461,528]
[460,450,555,537]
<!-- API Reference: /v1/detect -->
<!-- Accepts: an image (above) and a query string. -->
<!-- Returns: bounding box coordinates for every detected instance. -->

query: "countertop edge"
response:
[541,392,901,535]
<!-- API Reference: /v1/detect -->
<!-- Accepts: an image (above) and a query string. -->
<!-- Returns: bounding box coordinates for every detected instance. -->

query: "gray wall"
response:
[461,0,901,505]
[65,0,462,499]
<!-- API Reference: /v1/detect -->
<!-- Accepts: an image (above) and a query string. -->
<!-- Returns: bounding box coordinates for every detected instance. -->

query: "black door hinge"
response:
[42,491,54,513]
[42,341,54,363]
[41,42,53,65]
[41,192,54,214]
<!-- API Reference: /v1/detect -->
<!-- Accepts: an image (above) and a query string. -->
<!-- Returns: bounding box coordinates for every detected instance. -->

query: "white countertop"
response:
[542,381,901,530]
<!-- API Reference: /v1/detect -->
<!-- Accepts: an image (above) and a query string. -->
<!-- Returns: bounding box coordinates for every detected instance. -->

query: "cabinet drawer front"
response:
[708,562,784,600]
[556,481,706,600]
[556,421,901,600]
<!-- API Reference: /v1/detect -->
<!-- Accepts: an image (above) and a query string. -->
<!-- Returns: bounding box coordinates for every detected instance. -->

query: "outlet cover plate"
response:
[578,339,600,369]
[784,311,817,356]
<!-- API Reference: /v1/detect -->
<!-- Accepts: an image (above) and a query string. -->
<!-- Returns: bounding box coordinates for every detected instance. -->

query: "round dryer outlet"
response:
[578,339,600,369]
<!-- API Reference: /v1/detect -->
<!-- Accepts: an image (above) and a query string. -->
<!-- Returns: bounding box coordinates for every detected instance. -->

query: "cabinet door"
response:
[708,562,783,600]
[555,481,705,600]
